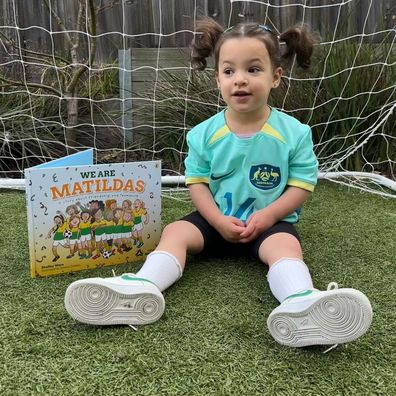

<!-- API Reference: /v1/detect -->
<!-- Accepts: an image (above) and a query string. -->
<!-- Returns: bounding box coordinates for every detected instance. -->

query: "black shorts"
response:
[181,211,301,260]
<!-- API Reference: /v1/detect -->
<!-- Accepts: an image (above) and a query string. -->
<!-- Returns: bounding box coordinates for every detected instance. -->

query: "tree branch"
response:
[75,0,85,48]
[0,75,62,96]
[88,0,97,67]
[0,31,70,64]
[66,0,97,94]
[42,0,74,48]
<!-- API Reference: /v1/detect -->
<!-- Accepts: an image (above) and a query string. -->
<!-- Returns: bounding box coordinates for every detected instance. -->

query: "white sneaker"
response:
[267,283,373,347]
[65,274,165,326]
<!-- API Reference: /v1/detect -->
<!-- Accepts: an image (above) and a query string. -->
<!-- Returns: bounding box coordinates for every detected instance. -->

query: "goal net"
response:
[0,0,395,197]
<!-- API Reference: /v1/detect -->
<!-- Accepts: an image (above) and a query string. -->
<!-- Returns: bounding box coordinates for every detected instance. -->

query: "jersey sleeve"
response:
[184,130,210,185]
[287,126,318,192]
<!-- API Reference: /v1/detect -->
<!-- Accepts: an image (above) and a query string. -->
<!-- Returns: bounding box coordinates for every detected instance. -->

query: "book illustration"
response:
[45,198,151,262]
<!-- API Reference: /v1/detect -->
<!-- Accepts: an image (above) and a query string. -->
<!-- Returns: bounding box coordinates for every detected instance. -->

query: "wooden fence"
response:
[1,0,395,63]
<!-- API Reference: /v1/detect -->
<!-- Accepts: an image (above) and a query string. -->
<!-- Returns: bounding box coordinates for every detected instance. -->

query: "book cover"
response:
[25,149,161,278]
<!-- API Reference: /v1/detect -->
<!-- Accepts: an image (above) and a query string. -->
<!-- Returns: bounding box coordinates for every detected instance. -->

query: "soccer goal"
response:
[0,0,395,197]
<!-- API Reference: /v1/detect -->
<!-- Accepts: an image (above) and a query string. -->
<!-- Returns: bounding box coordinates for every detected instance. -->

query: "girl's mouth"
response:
[232,91,252,103]
[232,91,251,97]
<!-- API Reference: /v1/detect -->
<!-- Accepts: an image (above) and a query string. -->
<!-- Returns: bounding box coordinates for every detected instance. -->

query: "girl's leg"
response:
[156,220,205,268]
[258,232,314,303]
[67,243,76,259]
[259,232,372,348]
[134,220,204,292]
[52,245,60,261]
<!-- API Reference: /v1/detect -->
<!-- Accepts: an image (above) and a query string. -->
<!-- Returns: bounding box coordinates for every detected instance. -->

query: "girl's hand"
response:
[239,209,277,243]
[213,215,245,243]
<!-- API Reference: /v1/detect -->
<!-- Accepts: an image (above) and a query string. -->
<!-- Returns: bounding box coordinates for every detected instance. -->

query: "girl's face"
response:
[106,210,114,221]
[216,37,282,118]
[70,216,80,227]
[114,209,122,219]
[133,200,141,210]
[67,206,76,216]
[55,216,63,226]
[82,212,90,222]
[95,209,103,221]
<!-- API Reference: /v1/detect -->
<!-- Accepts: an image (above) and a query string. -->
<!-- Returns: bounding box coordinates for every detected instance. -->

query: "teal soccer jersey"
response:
[185,108,318,223]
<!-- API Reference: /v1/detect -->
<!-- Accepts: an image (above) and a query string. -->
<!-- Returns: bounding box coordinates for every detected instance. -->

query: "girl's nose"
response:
[234,72,247,86]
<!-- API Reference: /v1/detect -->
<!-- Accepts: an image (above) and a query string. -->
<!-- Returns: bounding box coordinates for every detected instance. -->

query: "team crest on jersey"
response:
[249,164,281,190]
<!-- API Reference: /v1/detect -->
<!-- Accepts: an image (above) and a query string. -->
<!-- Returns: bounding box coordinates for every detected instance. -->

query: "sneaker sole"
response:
[65,279,165,326]
[267,289,373,347]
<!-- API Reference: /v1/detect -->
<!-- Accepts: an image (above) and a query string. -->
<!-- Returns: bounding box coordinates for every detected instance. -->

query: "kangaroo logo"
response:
[250,164,281,190]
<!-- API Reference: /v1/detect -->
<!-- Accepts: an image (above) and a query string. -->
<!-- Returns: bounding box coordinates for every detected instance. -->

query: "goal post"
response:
[0,0,395,197]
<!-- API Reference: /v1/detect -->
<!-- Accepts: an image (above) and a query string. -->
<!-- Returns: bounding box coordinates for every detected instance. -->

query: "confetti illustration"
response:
[39,202,48,215]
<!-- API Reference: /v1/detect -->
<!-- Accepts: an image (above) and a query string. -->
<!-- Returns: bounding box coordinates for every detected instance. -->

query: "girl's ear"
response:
[272,67,283,88]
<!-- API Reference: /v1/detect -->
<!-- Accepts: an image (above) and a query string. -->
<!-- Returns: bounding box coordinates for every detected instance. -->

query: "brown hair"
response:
[191,17,315,71]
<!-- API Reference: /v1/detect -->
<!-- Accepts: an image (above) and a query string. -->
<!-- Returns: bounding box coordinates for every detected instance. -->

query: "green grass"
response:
[0,182,395,395]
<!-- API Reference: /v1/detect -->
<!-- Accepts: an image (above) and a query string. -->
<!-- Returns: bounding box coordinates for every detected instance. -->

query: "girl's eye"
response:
[249,67,261,73]
[223,69,233,75]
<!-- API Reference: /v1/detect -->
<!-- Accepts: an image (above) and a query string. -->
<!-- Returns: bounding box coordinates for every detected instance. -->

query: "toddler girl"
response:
[65,18,372,348]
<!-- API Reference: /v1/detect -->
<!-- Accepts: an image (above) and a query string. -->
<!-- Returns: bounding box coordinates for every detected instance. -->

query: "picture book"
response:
[25,149,161,278]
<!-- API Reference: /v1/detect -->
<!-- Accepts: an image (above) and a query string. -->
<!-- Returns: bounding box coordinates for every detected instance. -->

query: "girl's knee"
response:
[258,232,303,266]
[160,220,204,252]
[162,220,190,237]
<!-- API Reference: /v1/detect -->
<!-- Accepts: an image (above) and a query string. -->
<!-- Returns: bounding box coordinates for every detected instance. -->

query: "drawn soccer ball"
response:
[63,229,72,239]
[101,249,112,259]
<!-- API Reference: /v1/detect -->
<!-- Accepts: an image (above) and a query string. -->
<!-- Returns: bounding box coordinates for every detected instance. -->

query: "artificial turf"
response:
[0,182,395,395]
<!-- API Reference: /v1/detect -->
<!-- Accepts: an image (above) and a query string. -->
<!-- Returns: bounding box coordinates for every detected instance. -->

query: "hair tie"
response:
[224,24,278,38]
[258,24,277,38]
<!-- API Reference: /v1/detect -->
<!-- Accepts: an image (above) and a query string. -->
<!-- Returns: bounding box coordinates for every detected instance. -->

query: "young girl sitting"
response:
[65,18,372,348]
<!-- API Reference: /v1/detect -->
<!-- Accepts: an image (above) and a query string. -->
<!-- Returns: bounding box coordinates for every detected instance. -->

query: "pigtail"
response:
[191,17,224,71]
[280,24,316,69]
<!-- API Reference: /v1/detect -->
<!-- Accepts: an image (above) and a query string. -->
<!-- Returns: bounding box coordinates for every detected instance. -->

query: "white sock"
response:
[135,250,182,292]
[267,258,314,303]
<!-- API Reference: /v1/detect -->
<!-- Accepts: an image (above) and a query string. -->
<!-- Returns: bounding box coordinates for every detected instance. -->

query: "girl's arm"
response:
[47,226,55,239]
[239,186,311,242]
[188,183,245,242]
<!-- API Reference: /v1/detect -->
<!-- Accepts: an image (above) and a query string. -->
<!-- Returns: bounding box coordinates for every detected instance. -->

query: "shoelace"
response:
[323,281,340,354]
